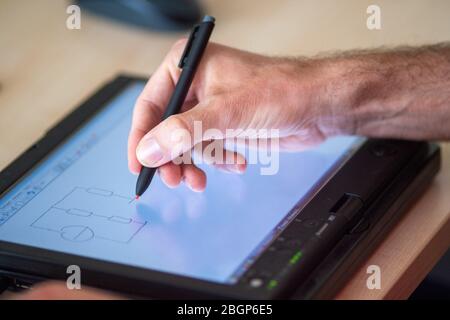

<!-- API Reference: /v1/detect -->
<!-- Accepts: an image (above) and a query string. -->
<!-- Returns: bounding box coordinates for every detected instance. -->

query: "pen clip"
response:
[178,24,200,68]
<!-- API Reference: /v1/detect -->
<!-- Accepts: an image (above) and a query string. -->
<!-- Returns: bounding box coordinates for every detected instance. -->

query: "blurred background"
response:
[0,0,449,299]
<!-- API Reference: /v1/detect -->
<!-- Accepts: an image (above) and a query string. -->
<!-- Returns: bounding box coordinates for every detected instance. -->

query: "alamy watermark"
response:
[66,5,81,30]
[66,265,81,290]
[167,121,280,175]
[367,4,381,30]
[366,264,381,290]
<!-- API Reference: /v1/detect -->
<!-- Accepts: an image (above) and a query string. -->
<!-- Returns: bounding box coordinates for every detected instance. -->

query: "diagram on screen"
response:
[31,187,146,243]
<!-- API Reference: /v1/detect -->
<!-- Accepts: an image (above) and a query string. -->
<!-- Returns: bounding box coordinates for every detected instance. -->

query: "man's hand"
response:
[128,41,341,191]
[129,41,450,191]
[3,281,123,300]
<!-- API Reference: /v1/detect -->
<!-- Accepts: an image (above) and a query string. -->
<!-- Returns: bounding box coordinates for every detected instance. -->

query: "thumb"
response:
[136,103,227,168]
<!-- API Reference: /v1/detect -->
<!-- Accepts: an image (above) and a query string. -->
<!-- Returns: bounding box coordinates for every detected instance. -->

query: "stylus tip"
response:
[135,195,140,200]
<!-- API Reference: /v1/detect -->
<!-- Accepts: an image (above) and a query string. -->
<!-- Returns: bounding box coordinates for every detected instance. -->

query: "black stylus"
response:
[135,15,215,199]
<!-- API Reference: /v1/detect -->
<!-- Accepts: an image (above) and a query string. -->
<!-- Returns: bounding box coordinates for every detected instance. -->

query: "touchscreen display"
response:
[0,81,360,284]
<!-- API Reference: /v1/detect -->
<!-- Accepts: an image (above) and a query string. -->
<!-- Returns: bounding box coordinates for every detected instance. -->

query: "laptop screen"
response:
[0,81,361,284]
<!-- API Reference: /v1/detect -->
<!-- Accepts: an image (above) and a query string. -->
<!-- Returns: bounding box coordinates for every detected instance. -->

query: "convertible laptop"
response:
[0,75,441,299]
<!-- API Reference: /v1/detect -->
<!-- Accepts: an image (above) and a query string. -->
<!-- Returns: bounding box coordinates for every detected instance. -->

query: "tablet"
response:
[0,76,440,299]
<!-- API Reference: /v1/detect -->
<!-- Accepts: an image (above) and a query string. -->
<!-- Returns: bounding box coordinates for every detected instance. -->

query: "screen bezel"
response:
[0,75,430,299]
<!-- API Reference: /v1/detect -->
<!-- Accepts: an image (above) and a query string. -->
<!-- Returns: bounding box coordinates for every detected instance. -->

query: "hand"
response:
[128,41,346,191]
[4,281,122,300]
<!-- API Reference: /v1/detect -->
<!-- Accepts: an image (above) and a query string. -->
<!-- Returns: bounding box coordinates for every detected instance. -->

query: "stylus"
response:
[135,15,216,199]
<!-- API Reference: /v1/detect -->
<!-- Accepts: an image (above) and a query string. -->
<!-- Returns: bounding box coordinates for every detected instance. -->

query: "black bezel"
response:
[0,75,441,299]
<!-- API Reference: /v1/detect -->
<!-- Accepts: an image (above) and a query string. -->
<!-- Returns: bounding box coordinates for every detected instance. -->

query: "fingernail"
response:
[137,138,164,166]
[229,164,245,174]
[183,178,203,193]
[187,183,204,193]
[236,163,246,174]
[216,164,245,174]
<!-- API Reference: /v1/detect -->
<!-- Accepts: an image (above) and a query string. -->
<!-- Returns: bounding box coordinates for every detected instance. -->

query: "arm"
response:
[319,43,450,140]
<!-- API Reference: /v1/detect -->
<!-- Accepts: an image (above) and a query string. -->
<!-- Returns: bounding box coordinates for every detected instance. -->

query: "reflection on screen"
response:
[0,82,360,283]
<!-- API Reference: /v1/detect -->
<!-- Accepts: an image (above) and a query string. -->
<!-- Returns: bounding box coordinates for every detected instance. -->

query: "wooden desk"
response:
[0,0,449,299]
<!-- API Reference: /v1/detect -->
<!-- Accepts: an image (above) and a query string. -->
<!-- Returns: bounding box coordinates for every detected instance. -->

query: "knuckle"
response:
[171,38,188,55]
[167,38,188,70]
[166,114,192,133]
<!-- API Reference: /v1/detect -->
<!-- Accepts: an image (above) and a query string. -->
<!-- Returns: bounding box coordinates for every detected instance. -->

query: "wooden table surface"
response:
[0,0,449,299]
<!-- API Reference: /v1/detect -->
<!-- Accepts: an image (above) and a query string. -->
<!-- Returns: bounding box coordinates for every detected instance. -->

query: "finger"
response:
[223,137,320,154]
[212,150,247,174]
[9,281,122,300]
[182,163,207,192]
[158,161,182,188]
[128,38,205,174]
[136,101,231,168]
[127,58,177,174]
[194,141,247,174]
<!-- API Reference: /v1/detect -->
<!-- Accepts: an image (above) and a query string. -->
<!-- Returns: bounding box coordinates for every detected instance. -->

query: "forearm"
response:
[316,43,450,140]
